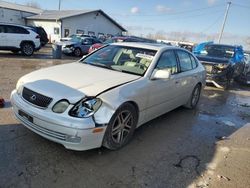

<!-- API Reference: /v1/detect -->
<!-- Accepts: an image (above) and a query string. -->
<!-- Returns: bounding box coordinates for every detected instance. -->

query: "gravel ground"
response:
[0,47,250,188]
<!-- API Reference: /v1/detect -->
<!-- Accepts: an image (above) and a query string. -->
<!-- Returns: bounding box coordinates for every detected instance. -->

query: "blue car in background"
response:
[60,37,101,57]
[193,42,245,89]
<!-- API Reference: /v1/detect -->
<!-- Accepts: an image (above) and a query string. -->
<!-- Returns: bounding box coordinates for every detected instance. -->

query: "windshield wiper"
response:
[112,67,142,76]
[89,62,112,70]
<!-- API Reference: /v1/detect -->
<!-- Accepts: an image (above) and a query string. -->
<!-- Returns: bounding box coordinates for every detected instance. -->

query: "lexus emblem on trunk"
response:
[30,94,36,101]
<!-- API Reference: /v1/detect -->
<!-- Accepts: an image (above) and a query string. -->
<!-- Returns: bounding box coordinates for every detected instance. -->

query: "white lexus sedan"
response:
[11,43,206,151]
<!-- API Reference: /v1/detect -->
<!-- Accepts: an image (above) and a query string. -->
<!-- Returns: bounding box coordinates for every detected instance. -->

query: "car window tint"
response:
[190,55,198,68]
[83,38,92,45]
[177,50,193,72]
[5,26,29,34]
[0,25,4,33]
[156,50,178,74]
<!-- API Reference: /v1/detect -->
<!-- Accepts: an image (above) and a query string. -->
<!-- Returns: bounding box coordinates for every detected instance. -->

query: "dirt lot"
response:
[0,47,250,188]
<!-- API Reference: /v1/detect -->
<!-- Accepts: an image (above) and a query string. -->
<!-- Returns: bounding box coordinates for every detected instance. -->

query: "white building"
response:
[26,10,127,42]
[0,1,127,42]
[0,0,42,25]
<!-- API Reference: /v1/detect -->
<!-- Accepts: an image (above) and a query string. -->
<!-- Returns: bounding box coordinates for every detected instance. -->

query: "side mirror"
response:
[151,69,171,80]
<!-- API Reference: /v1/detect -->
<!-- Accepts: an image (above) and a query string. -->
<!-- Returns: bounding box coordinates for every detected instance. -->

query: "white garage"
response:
[0,1,127,43]
[26,10,127,42]
[0,0,42,25]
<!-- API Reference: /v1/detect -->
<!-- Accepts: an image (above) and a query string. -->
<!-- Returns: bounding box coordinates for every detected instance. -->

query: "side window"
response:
[190,55,198,69]
[82,38,92,45]
[0,25,5,33]
[155,50,178,74]
[5,26,29,34]
[177,50,193,72]
[54,27,59,35]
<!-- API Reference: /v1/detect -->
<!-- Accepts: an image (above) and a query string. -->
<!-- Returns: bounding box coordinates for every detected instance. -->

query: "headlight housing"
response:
[216,63,229,69]
[16,79,24,95]
[52,100,70,113]
[69,98,102,118]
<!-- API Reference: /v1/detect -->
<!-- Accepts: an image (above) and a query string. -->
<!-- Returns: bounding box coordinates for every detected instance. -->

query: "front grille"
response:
[22,87,52,108]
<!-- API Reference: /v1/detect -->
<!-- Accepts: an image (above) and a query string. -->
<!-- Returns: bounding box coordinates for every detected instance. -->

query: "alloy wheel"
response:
[111,110,133,144]
[191,86,200,107]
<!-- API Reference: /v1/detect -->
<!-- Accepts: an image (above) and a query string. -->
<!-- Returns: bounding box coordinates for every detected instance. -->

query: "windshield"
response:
[199,45,235,59]
[80,45,157,76]
[70,37,81,43]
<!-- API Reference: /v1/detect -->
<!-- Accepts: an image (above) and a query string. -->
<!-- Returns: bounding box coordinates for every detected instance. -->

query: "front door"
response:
[145,50,181,121]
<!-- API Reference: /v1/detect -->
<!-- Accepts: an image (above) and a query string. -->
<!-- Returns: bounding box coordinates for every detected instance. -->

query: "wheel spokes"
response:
[111,110,133,144]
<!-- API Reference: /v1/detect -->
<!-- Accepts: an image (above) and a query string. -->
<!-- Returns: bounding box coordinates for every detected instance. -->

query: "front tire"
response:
[74,48,82,57]
[103,103,138,150]
[21,43,34,56]
[185,84,201,109]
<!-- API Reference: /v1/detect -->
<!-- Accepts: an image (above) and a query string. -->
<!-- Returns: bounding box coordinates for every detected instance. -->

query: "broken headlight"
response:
[69,98,102,118]
[216,63,229,69]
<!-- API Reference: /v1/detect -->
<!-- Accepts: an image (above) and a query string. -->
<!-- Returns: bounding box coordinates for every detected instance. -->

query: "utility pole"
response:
[58,0,61,10]
[218,1,231,43]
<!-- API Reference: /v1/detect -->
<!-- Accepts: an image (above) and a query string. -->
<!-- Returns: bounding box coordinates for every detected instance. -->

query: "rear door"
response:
[175,50,199,103]
[81,38,93,54]
[0,25,6,48]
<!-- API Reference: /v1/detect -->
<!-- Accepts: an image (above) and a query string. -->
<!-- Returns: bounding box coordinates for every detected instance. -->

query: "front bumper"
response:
[10,90,106,151]
[62,47,74,54]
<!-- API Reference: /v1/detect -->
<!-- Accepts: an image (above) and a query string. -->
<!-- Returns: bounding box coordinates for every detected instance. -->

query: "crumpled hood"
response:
[58,41,77,46]
[20,62,140,103]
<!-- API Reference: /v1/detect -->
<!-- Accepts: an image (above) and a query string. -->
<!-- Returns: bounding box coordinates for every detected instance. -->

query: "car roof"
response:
[0,22,34,30]
[110,42,181,51]
[207,43,240,48]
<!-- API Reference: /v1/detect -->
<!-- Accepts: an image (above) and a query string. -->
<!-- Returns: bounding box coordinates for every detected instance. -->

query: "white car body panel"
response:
[11,42,206,151]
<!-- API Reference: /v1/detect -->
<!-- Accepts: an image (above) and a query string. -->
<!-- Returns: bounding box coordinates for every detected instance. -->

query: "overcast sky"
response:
[6,0,250,48]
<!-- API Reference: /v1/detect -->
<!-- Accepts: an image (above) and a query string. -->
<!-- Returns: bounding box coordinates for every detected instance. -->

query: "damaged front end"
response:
[201,60,234,88]
[194,42,245,89]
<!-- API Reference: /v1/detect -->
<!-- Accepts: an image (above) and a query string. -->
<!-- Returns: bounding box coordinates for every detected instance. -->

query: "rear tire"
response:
[184,84,201,109]
[103,103,138,150]
[21,42,34,56]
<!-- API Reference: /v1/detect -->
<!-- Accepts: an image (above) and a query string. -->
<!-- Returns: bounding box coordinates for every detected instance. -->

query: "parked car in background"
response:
[0,23,41,56]
[88,36,157,53]
[29,26,48,46]
[193,42,245,89]
[236,53,250,84]
[59,37,101,56]
[11,42,206,151]
[60,34,91,42]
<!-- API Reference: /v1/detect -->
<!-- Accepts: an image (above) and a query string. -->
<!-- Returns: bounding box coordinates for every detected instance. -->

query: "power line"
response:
[117,10,224,23]
[233,3,250,9]
[111,4,225,17]
[200,12,224,33]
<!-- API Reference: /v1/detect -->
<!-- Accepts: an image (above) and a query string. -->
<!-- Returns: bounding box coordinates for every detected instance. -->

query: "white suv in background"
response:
[0,23,41,56]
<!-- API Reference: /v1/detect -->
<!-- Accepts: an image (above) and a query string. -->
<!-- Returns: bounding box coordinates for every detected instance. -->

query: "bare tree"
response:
[25,1,41,9]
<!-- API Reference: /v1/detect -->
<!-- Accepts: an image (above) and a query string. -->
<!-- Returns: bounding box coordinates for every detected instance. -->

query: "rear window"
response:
[201,45,235,59]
